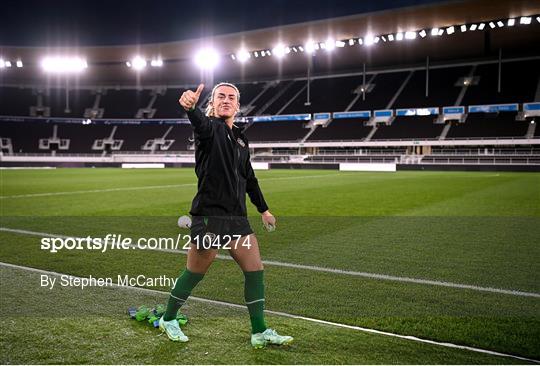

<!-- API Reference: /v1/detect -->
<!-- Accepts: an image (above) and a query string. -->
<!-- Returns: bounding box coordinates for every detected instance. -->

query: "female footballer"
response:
[158,82,293,349]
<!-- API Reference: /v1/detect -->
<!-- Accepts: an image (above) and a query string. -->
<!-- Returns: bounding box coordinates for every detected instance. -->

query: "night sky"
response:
[0,0,450,46]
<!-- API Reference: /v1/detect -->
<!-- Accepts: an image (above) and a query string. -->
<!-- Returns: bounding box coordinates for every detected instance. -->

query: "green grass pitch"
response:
[0,168,539,364]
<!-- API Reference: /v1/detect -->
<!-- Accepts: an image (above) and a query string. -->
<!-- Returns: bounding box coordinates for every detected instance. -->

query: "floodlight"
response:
[194,48,219,70]
[237,49,251,62]
[405,31,416,39]
[520,16,532,25]
[272,44,287,58]
[325,39,336,51]
[41,57,88,73]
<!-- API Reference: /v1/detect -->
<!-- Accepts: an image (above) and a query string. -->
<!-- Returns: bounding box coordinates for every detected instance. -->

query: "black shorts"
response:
[190,216,253,250]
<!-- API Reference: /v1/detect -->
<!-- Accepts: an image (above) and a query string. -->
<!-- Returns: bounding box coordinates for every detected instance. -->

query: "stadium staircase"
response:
[364,125,378,142]
[276,82,309,115]
[439,123,451,140]
[386,71,414,109]
[255,81,293,115]
[526,122,537,139]
[344,74,377,112]
[242,82,275,116]
[454,65,476,106]
[300,125,319,143]
[135,88,161,119]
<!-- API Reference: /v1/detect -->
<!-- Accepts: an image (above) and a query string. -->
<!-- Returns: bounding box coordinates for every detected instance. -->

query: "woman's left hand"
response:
[261,210,276,232]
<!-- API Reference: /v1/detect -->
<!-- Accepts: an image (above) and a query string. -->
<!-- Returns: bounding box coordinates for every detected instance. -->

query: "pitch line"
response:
[0,261,537,364]
[1,226,539,298]
[0,173,342,199]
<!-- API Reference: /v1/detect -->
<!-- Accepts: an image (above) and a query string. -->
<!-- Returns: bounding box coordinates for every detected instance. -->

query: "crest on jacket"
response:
[236,138,246,147]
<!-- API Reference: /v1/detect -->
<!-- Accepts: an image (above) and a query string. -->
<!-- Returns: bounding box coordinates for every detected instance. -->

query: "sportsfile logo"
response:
[40,233,252,253]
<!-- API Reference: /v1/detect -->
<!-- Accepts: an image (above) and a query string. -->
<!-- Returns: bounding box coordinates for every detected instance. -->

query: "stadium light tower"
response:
[41,57,87,73]
[194,48,219,70]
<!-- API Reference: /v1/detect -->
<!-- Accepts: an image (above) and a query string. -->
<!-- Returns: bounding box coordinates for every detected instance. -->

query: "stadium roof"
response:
[0,0,539,86]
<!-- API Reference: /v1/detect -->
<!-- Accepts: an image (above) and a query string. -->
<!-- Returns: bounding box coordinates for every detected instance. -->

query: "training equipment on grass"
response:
[263,222,275,232]
[128,305,188,328]
[177,215,192,229]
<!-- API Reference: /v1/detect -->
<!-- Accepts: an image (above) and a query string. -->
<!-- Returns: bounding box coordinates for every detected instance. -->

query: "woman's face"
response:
[212,85,239,119]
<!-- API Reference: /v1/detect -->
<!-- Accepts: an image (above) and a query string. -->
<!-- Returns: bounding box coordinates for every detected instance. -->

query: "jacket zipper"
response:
[235,144,241,202]
[230,128,241,212]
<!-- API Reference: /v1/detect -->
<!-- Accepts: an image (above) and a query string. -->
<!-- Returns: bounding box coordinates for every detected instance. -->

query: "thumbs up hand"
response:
[179,84,204,111]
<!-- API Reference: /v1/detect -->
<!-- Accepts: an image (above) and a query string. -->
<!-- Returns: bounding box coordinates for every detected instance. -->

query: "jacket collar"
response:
[214,117,243,131]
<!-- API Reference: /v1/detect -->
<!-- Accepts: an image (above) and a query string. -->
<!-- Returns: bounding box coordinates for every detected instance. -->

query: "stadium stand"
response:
[393,66,472,108]
[0,87,37,116]
[57,123,113,153]
[348,71,410,111]
[236,82,267,110]
[461,59,540,105]
[1,121,53,153]
[100,89,152,118]
[1,58,539,172]
[153,88,188,119]
[113,123,170,151]
[44,88,95,118]
[243,121,308,142]
[280,75,362,114]
[446,112,529,138]
[166,124,195,151]
[262,81,305,115]
[307,118,372,141]
[249,82,282,114]
[371,116,444,140]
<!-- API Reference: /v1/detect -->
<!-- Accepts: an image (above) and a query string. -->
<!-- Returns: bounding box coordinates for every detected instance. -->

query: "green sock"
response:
[244,270,267,334]
[163,269,205,321]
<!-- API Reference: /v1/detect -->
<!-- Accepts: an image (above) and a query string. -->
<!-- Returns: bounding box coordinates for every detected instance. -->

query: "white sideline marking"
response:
[0,183,195,199]
[0,173,342,199]
[1,227,539,298]
[0,167,57,170]
[0,261,538,364]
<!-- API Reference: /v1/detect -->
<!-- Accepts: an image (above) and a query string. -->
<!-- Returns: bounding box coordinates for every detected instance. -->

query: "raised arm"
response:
[179,84,212,138]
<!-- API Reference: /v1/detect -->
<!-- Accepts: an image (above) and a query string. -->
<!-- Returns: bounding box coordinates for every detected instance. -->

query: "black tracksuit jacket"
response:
[186,108,269,217]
